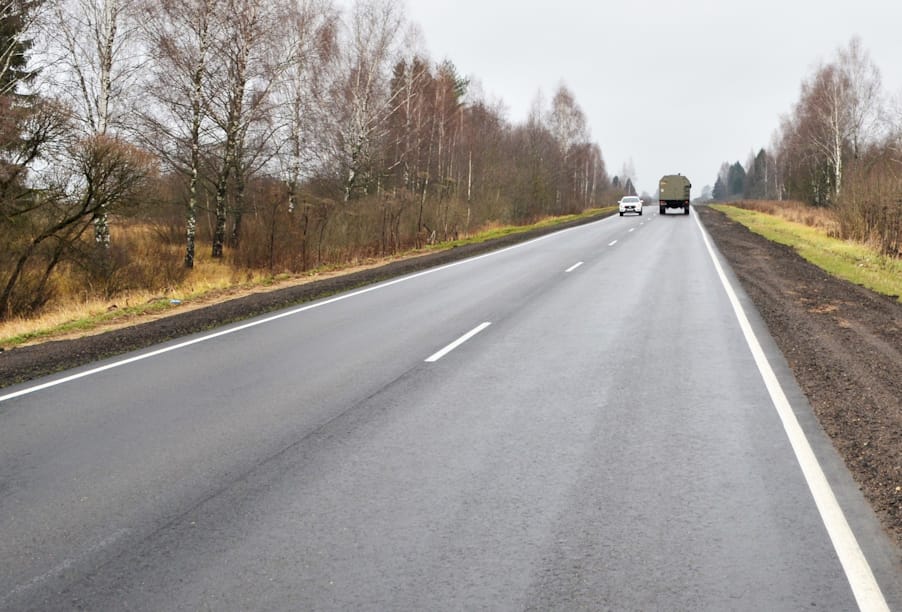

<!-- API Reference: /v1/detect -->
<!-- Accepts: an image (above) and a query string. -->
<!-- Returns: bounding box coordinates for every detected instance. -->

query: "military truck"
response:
[659,174,691,215]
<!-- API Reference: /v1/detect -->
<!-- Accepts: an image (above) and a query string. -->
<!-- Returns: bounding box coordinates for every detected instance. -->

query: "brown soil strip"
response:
[697,205,901,548]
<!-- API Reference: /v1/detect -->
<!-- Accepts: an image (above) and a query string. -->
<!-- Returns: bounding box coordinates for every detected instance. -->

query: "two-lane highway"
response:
[1,209,898,610]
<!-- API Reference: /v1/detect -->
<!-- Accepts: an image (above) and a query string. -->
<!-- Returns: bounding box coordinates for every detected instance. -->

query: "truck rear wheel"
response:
[684,206,689,215]
[659,206,665,214]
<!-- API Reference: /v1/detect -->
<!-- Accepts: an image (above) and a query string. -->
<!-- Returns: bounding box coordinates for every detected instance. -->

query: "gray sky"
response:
[403,0,902,196]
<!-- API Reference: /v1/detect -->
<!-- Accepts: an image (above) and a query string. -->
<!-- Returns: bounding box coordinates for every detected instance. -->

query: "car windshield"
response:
[623,197,639,203]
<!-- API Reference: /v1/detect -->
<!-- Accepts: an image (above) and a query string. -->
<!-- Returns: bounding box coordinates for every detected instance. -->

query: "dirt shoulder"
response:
[697,205,901,548]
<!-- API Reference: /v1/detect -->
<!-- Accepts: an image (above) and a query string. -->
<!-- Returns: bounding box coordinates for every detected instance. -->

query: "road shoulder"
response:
[696,205,902,554]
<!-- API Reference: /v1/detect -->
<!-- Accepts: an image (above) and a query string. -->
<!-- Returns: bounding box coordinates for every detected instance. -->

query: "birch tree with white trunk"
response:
[547,84,588,210]
[271,0,338,215]
[138,0,222,268]
[838,37,883,160]
[798,38,882,202]
[205,0,285,258]
[40,0,144,249]
[335,0,409,201]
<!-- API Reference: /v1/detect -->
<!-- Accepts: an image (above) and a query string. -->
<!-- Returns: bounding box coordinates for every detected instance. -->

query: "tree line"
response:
[709,37,902,256]
[0,0,614,320]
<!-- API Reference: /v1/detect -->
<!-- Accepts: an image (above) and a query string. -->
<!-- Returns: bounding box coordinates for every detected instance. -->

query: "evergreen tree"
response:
[727,161,746,197]
[0,0,41,96]
[712,176,726,200]
[623,177,636,196]
[1,0,43,185]
[744,149,768,199]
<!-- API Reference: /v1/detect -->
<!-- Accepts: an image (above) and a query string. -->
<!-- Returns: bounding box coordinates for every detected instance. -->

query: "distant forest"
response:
[1,0,618,320]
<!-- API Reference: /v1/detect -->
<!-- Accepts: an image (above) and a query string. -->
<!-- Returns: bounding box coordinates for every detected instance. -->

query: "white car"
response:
[618,195,643,216]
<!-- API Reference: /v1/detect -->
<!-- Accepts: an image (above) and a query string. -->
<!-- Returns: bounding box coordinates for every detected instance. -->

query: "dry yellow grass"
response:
[0,241,444,347]
[732,200,840,235]
[0,228,276,346]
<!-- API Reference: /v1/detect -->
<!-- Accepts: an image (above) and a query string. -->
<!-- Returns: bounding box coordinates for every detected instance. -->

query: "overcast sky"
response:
[399,0,902,196]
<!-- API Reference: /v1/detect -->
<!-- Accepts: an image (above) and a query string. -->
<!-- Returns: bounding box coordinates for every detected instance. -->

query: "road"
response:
[1,208,899,610]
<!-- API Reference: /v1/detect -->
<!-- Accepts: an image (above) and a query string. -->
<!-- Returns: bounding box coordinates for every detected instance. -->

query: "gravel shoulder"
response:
[1,206,899,547]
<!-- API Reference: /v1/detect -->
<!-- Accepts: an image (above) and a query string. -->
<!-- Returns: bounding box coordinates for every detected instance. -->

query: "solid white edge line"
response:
[1,218,611,404]
[565,262,583,273]
[693,211,888,611]
[424,322,491,363]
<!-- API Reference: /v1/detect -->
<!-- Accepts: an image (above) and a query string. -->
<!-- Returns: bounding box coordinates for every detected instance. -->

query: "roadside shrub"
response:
[838,159,902,256]
[77,224,188,298]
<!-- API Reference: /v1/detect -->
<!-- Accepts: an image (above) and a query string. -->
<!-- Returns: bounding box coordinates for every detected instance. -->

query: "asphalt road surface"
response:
[1,209,899,610]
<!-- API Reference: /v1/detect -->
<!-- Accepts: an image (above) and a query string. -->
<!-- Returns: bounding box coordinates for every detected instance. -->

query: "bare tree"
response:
[383,55,434,244]
[414,59,466,241]
[888,93,902,165]
[204,0,285,258]
[548,84,587,156]
[334,0,408,201]
[138,0,223,268]
[507,94,563,219]
[838,37,883,159]
[1,130,153,316]
[795,38,882,202]
[548,84,589,211]
[39,0,145,248]
[271,0,337,213]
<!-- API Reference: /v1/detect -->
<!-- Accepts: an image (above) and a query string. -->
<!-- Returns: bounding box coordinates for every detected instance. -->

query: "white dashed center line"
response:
[425,322,492,363]
[565,262,583,273]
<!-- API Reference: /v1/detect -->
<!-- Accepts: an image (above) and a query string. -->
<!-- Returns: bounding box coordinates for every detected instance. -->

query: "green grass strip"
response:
[712,204,902,302]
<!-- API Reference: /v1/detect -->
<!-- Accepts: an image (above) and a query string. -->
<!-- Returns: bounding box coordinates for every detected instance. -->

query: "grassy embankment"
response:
[712,203,902,301]
[0,207,615,349]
